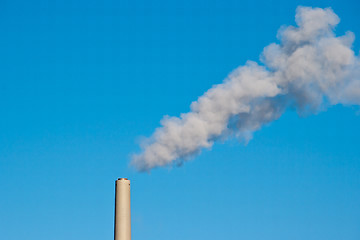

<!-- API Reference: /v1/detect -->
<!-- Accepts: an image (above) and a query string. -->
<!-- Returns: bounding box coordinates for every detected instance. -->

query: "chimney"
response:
[114,178,131,240]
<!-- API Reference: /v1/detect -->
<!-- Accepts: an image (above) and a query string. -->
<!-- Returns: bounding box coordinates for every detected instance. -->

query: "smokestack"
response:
[114,178,131,240]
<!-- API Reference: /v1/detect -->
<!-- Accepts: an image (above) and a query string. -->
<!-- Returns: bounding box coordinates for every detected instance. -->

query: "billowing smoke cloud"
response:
[131,6,360,171]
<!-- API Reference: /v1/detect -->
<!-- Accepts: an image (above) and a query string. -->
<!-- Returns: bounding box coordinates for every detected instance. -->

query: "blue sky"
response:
[1,0,360,240]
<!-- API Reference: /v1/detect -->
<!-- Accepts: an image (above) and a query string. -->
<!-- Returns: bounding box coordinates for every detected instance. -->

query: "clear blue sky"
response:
[1,0,360,240]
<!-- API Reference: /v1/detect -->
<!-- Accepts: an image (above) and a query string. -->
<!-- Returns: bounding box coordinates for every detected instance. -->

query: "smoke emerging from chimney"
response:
[131,7,360,171]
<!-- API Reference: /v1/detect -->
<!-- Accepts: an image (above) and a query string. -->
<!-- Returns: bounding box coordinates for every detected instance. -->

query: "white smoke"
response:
[131,6,360,171]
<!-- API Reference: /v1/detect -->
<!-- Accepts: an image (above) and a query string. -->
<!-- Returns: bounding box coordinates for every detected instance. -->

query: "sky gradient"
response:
[1,0,360,240]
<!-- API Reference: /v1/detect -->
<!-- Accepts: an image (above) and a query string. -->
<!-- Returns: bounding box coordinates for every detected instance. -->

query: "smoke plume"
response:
[131,6,360,171]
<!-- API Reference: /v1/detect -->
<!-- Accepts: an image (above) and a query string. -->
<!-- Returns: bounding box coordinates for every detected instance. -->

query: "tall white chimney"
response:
[114,178,131,240]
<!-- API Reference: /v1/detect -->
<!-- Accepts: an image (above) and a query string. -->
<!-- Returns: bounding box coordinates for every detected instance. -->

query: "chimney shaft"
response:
[114,178,131,240]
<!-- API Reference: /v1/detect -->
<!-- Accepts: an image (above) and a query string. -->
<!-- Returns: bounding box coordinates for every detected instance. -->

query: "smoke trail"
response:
[131,6,360,171]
